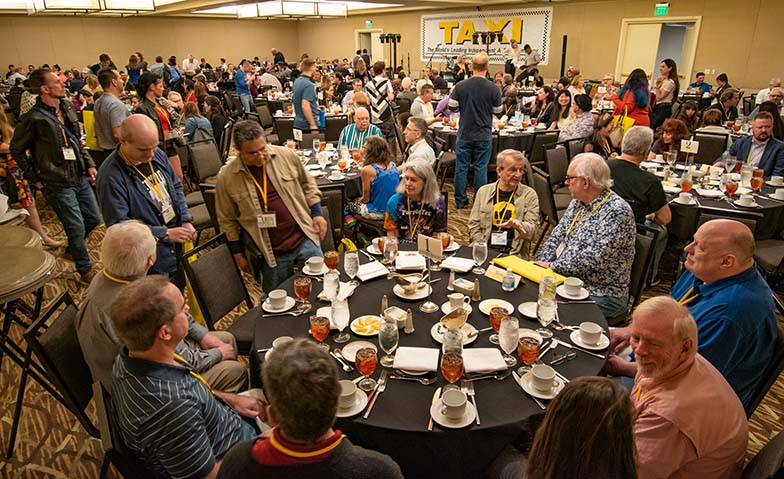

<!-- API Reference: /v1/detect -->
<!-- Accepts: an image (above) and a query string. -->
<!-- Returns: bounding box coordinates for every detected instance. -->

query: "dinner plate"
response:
[393,284,432,300]
[733,199,760,208]
[336,389,369,418]
[444,241,460,253]
[398,369,430,376]
[302,265,328,276]
[328,174,346,181]
[569,330,610,350]
[518,372,565,400]
[430,401,477,429]
[341,341,377,362]
[517,301,538,319]
[478,299,514,315]
[367,244,382,255]
[556,285,590,301]
[262,297,295,313]
[769,194,784,201]
[350,315,382,336]
[440,302,473,315]
[671,198,697,206]
[430,322,478,346]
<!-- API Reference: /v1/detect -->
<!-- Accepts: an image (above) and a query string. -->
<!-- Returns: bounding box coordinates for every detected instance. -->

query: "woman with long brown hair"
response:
[649,118,690,161]
[652,58,679,130]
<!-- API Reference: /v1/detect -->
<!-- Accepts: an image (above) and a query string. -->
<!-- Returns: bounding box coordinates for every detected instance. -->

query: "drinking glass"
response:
[384,237,398,272]
[331,298,351,343]
[725,178,739,198]
[355,347,377,392]
[537,298,556,327]
[539,273,557,302]
[680,170,693,193]
[488,307,507,345]
[430,232,450,272]
[293,276,312,307]
[666,151,678,170]
[324,250,339,271]
[471,240,488,275]
[724,155,738,174]
[344,250,360,287]
[517,335,541,375]
[378,316,399,367]
[312,138,321,152]
[338,158,348,170]
[740,164,753,189]
[751,168,764,192]
[323,270,340,302]
[440,328,464,391]
[309,315,331,351]
[499,317,519,367]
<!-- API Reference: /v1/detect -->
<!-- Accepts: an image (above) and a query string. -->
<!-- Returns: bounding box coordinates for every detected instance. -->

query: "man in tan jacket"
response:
[215,120,327,293]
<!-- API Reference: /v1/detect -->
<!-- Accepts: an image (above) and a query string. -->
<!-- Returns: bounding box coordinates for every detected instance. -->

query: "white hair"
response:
[101,220,156,279]
[398,159,441,206]
[572,153,613,189]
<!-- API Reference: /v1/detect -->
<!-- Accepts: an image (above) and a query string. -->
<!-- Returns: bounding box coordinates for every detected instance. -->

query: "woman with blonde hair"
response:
[84,74,102,95]
[355,58,368,85]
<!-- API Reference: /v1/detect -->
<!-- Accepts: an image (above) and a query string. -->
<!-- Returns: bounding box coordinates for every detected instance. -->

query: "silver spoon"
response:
[389,374,438,385]
[261,304,312,318]
[467,326,493,339]
[466,370,512,381]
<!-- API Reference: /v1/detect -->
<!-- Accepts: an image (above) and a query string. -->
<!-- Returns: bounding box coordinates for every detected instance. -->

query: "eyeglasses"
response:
[565,175,585,183]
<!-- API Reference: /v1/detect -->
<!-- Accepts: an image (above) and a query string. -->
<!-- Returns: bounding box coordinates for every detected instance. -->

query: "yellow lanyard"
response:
[494,183,516,226]
[154,104,172,129]
[721,105,731,121]
[128,159,165,202]
[351,125,368,150]
[269,432,346,458]
[565,191,612,238]
[678,286,699,305]
[103,271,130,284]
[407,196,426,240]
[173,353,213,393]
[634,383,657,402]
[247,162,269,210]
[601,138,612,156]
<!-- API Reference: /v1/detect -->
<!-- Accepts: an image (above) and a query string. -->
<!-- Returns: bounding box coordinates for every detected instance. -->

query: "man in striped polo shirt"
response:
[337,107,382,150]
[111,276,260,479]
[365,61,398,155]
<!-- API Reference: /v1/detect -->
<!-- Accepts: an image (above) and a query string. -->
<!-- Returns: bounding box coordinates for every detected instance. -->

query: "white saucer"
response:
[517,301,537,319]
[367,244,382,255]
[262,296,296,313]
[733,199,760,208]
[769,194,784,201]
[340,341,377,362]
[430,401,477,429]
[328,174,346,181]
[766,181,784,187]
[350,315,382,336]
[302,265,328,276]
[393,284,431,300]
[672,198,697,205]
[519,372,565,400]
[444,241,460,252]
[440,302,473,315]
[398,369,429,376]
[569,330,610,350]
[336,389,369,418]
[478,299,514,315]
[556,285,590,301]
[430,322,478,345]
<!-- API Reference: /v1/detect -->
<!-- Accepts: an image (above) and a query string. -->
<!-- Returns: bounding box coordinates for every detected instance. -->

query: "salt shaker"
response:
[404,308,415,334]
[472,279,481,302]
[447,270,456,291]
[381,294,388,316]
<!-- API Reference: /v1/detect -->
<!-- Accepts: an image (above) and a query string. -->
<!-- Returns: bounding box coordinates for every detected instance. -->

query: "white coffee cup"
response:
[447,292,471,311]
[739,194,754,206]
[441,389,467,419]
[774,189,784,200]
[306,256,324,272]
[772,175,784,186]
[272,335,293,349]
[531,364,557,392]
[655,154,663,163]
[268,289,288,309]
[563,277,583,296]
[338,380,357,409]
[326,143,335,150]
[579,322,603,345]
[678,192,693,204]
[710,166,723,180]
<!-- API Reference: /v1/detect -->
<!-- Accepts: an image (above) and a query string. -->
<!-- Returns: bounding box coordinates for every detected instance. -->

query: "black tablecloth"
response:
[303,150,363,199]
[249,247,608,479]
[432,127,534,153]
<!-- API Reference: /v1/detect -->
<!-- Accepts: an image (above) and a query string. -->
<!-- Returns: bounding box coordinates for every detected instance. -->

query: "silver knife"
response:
[512,370,546,410]
[360,249,375,261]
[427,387,442,431]
[537,340,556,361]
[554,338,606,360]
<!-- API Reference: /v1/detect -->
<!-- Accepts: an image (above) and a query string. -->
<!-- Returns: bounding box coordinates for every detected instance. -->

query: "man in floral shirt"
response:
[537,153,636,318]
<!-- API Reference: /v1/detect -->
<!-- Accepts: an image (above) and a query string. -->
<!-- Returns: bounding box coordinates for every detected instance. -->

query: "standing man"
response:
[365,61,397,155]
[271,48,286,66]
[96,115,195,284]
[292,58,320,134]
[93,68,131,166]
[182,53,199,78]
[448,52,503,209]
[10,69,101,283]
[235,60,254,114]
[361,49,371,68]
[516,44,541,81]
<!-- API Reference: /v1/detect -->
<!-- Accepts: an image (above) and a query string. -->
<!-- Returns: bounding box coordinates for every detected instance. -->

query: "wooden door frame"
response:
[355,29,384,63]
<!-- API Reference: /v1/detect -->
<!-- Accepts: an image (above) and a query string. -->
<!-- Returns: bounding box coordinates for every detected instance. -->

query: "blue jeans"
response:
[260,239,323,294]
[42,178,102,273]
[454,138,492,208]
[239,93,253,114]
[590,294,629,319]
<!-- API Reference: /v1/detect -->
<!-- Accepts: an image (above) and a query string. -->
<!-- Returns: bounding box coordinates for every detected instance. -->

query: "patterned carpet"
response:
[0,182,781,478]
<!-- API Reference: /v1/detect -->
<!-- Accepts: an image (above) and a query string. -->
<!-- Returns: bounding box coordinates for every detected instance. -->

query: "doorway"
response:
[356,30,384,65]
[614,16,701,82]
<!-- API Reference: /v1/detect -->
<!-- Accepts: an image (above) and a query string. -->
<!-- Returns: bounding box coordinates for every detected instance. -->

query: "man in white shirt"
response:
[365,61,397,154]
[258,67,282,91]
[410,84,440,125]
[403,117,436,168]
[756,78,782,105]
[182,53,199,77]
[517,44,541,79]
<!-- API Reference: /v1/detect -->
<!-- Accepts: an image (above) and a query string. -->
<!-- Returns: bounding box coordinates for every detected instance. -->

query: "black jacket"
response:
[134,97,167,147]
[10,97,94,188]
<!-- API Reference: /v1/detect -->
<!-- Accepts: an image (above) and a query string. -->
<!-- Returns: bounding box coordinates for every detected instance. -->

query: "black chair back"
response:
[543,143,568,187]
[697,206,762,237]
[745,307,784,418]
[219,120,233,163]
[397,97,412,114]
[302,132,326,147]
[742,96,755,117]
[320,205,336,251]
[257,104,274,129]
[531,165,560,253]
[247,112,262,127]
[199,183,218,234]
[231,94,246,118]
[188,140,223,183]
[528,131,559,167]
[325,115,349,143]
[565,139,585,161]
[629,224,658,309]
[694,132,729,165]
[321,188,343,246]
[180,233,253,330]
[743,429,784,479]
[274,117,295,144]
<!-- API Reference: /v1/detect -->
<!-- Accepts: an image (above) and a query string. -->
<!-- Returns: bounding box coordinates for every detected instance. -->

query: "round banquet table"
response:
[0,246,56,305]
[250,246,608,479]
[302,149,363,199]
[431,125,535,154]
[0,226,42,249]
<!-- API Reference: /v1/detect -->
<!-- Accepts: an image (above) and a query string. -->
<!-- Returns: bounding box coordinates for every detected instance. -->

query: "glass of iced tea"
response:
[287,105,294,115]
[441,328,464,390]
[355,347,378,392]
[351,150,361,164]
[725,179,739,198]
[309,315,330,351]
[488,307,507,345]
[293,276,312,307]
[521,120,529,129]
[751,168,764,192]
[324,250,339,271]
[339,158,348,170]
[680,171,693,193]
[531,117,538,127]
[517,335,541,375]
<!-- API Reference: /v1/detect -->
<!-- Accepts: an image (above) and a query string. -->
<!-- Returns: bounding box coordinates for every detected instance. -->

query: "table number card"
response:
[681,139,699,154]
[293,129,303,142]
[417,234,443,260]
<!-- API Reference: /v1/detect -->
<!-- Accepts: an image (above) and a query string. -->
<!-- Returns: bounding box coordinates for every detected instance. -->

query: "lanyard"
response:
[247,162,269,210]
[494,183,516,225]
[677,286,699,305]
[34,106,78,148]
[174,353,213,393]
[351,125,369,149]
[634,383,657,402]
[601,138,612,156]
[103,271,130,284]
[407,196,426,240]
[122,150,166,202]
[269,432,346,458]
[154,104,172,129]
[565,191,612,238]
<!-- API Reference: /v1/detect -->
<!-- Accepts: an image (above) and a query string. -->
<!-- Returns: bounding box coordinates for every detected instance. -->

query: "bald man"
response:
[96,114,195,285]
[609,219,777,408]
[337,106,382,150]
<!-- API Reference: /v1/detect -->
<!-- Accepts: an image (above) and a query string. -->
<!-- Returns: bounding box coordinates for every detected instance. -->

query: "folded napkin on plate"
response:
[316,281,357,301]
[663,185,680,194]
[396,252,426,270]
[463,348,507,373]
[357,261,388,282]
[440,256,475,273]
[392,347,439,372]
[492,256,565,285]
[695,188,724,198]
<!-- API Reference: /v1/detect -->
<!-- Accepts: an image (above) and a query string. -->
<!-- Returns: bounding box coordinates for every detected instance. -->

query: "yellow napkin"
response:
[491,256,565,285]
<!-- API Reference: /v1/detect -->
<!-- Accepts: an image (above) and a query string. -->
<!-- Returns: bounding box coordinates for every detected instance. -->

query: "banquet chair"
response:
[543,143,569,194]
[321,188,344,247]
[433,136,455,189]
[198,183,219,234]
[694,132,729,165]
[527,131,559,169]
[325,115,349,143]
[607,224,658,327]
[754,239,784,280]
[274,117,295,145]
[564,138,585,161]
[181,233,255,353]
[320,205,336,251]
[257,103,275,130]
[302,132,326,147]
[531,166,564,253]
[396,96,412,114]
[742,428,784,479]
[742,96,756,117]
[219,120,234,163]
[189,139,223,185]
[744,311,784,418]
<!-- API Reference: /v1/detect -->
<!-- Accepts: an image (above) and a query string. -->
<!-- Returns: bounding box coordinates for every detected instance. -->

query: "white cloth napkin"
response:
[357,261,388,282]
[463,348,507,373]
[640,161,660,169]
[315,306,340,329]
[440,256,476,273]
[695,188,724,198]
[737,187,752,195]
[392,347,439,372]
[662,185,680,194]
[396,252,426,270]
[317,281,357,301]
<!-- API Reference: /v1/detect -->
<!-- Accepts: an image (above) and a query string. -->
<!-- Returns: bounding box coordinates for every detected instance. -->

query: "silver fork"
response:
[389,374,437,385]
[462,379,480,425]
[363,370,388,419]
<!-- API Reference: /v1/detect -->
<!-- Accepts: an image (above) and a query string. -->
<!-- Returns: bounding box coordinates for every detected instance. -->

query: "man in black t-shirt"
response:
[608,126,671,285]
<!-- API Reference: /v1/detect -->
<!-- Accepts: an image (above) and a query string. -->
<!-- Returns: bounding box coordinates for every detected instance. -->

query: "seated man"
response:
[727,112,784,177]
[557,94,594,142]
[625,296,748,479]
[217,339,404,478]
[111,276,261,479]
[609,219,777,408]
[385,159,447,241]
[537,153,636,318]
[76,220,246,393]
[337,106,382,151]
[410,84,440,125]
[469,149,539,259]
[341,79,364,111]
[707,88,740,123]
[749,87,783,119]
[689,71,712,95]
[215,120,327,293]
[403,117,436,168]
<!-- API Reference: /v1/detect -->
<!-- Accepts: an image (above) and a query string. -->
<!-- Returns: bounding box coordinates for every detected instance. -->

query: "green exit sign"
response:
[365,20,373,28]
[654,2,669,16]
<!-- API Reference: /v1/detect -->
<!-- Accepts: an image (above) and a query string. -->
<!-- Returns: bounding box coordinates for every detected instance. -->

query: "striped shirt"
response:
[111,349,256,479]
[365,75,394,124]
[337,123,382,150]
